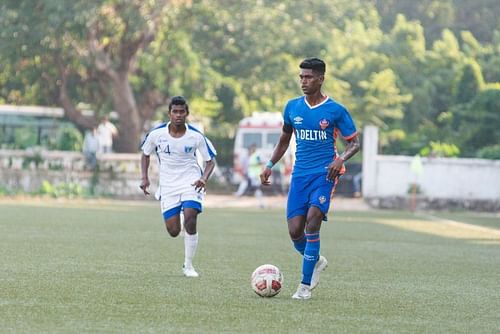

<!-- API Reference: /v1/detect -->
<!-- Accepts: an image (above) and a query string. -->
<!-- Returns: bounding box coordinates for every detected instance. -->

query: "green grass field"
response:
[1,200,499,333]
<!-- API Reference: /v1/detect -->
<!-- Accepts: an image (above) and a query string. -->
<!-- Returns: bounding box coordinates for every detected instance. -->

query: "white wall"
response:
[362,126,500,200]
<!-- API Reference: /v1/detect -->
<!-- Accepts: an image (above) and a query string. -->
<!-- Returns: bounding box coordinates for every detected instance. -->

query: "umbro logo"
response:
[293,116,303,125]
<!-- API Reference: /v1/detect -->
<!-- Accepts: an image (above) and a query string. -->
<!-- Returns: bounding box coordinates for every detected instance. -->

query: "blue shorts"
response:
[286,172,336,220]
[162,200,202,220]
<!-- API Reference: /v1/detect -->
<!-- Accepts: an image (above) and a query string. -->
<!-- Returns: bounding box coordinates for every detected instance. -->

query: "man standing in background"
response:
[97,115,118,153]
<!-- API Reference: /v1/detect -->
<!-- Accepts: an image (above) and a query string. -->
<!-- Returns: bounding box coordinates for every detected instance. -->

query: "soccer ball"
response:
[251,264,283,297]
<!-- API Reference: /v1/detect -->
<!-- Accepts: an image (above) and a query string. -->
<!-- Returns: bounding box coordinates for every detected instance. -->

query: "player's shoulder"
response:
[144,122,167,140]
[149,122,167,133]
[286,96,304,106]
[325,97,347,110]
[186,124,207,139]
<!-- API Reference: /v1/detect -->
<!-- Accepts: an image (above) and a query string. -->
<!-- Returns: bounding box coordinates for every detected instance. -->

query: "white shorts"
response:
[159,187,205,214]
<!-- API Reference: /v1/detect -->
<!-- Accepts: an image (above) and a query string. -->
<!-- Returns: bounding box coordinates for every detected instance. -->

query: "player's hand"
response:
[192,178,207,193]
[260,168,272,186]
[326,158,344,182]
[140,178,150,195]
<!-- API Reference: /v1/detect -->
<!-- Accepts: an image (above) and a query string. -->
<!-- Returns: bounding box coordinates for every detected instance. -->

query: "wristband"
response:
[265,160,274,169]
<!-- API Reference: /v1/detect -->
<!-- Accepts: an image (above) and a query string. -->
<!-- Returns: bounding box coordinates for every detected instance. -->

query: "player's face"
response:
[299,69,324,95]
[169,105,188,126]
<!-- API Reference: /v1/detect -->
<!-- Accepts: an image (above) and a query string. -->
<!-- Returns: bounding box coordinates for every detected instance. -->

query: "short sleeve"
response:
[140,132,156,156]
[197,134,217,161]
[283,101,292,127]
[335,106,357,140]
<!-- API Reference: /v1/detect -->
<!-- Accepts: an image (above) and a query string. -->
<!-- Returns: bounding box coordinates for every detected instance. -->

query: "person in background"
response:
[247,144,265,207]
[97,115,118,153]
[83,126,99,170]
[233,144,253,197]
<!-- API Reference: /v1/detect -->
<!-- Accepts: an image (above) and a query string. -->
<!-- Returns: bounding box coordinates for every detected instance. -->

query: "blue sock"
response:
[292,235,306,255]
[301,233,320,286]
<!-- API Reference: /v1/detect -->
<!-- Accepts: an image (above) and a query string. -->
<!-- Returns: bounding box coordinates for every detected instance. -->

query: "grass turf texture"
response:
[1,201,499,333]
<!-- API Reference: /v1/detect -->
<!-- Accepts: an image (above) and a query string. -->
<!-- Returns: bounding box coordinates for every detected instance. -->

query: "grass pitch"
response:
[1,200,499,333]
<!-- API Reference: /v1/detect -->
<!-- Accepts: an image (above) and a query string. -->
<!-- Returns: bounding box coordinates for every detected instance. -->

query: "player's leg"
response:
[286,175,308,255]
[163,208,182,237]
[181,199,202,277]
[292,174,334,299]
[287,175,315,299]
[303,207,325,286]
[288,216,307,254]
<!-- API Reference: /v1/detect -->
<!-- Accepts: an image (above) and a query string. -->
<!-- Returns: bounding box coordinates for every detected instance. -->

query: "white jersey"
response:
[141,122,216,197]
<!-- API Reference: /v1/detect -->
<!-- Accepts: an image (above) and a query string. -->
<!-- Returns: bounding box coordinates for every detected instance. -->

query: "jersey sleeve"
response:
[140,131,156,156]
[283,101,292,127]
[335,106,357,140]
[197,134,217,161]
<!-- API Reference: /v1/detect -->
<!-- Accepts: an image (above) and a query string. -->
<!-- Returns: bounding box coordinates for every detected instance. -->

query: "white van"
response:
[232,112,295,186]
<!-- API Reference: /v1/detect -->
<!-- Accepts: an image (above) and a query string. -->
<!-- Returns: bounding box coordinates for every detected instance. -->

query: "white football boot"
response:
[182,265,199,278]
[292,283,311,300]
[310,255,328,290]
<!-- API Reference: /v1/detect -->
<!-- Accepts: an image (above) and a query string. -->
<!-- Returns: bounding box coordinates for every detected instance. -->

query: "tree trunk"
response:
[111,71,143,153]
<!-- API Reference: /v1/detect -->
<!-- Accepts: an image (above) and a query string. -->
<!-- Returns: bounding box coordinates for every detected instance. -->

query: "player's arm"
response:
[260,124,293,185]
[193,159,215,192]
[327,135,360,181]
[140,153,151,195]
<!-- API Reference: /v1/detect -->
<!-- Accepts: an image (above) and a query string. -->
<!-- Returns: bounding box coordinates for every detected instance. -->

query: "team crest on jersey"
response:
[293,116,303,125]
[319,119,329,130]
[184,146,194,153]
[319,195,326,204]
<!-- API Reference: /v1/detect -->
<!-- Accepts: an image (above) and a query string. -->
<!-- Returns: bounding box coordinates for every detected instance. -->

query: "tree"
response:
[453,59,485,104]
[0,0,183,152]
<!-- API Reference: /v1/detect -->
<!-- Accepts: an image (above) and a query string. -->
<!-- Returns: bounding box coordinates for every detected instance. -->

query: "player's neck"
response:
[305,91,326,107]
[168,123,186,138]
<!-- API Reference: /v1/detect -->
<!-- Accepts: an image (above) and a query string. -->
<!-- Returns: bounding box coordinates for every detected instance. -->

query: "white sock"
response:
[184,232,198,268]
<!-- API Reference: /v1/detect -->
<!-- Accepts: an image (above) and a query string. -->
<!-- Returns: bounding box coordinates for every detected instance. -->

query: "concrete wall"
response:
[362,126,500,211]
[0,149,153,199]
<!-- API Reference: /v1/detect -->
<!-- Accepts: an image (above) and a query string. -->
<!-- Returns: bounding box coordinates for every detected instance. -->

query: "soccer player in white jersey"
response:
[140,96,216,278]
[260,58,360,299]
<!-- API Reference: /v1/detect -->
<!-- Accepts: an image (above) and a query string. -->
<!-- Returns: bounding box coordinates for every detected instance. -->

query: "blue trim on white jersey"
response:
[187,124,217,159]
[139,122,167,151]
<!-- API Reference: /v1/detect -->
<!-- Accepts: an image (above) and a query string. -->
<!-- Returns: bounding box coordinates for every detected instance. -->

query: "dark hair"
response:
[168,96,189,113]
[299,57,326,75]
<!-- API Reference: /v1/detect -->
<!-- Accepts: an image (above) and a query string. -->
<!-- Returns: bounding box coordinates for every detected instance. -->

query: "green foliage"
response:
[420,141,460,157]
[453,59,485,104]
[13,127,37,149]
[0,0,499,156]
[55,127,83,151]
[477,145,500,160]
[0,185,16,196]
[38,180,83,198]
[206,129,235,167]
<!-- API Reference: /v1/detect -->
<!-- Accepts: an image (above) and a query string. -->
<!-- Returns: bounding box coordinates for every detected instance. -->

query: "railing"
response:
[0,148,156,175]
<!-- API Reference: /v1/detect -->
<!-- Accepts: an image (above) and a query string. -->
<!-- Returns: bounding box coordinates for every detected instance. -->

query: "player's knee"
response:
[166,224,181,237]
[288,228,303,240]
[183,217,197,235]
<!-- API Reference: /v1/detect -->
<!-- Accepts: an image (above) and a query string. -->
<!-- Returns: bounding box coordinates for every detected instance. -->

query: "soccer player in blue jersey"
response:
[260,58,360,299]
[140,96,216,278]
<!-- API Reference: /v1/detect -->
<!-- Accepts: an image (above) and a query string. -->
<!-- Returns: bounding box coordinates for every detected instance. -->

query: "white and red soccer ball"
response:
[251,264,283,297]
